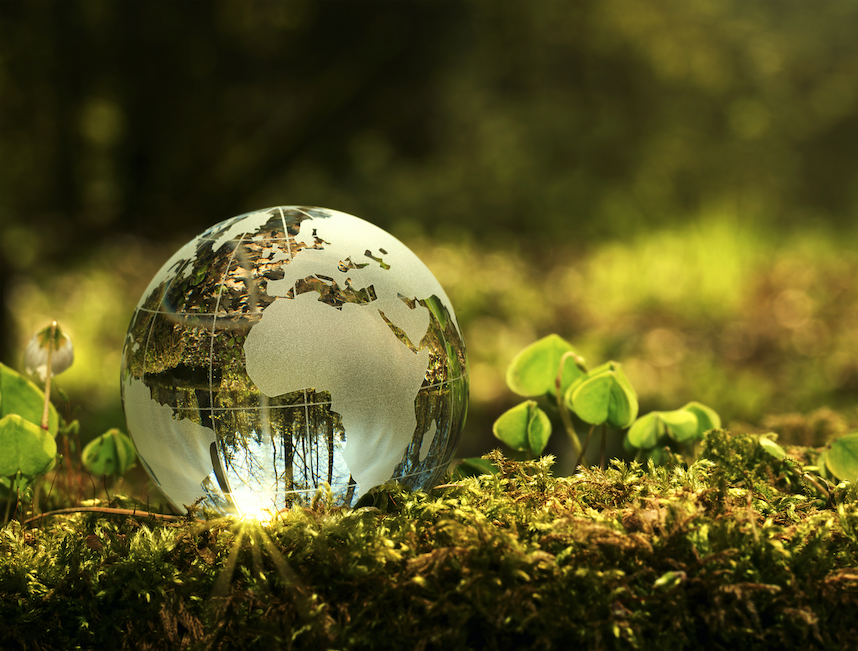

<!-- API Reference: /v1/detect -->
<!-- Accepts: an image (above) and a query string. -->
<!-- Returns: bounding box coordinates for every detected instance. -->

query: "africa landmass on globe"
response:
[120,206,468,517]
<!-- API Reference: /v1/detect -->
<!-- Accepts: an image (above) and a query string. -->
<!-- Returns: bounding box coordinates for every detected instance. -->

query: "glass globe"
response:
[120,206,468,518]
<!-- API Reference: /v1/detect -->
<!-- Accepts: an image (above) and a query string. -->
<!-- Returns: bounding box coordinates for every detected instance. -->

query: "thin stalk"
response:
[599,423,607,471]
[23,506,188,528]
[3,483,12,523]
[31,483,41,518]
[12,475,22,522]
[558,400,582,459]
[574,424,597,471]
[44,456,61,508]
[556,352,585,458]
[801,472,830,501]
[40,321,57,430]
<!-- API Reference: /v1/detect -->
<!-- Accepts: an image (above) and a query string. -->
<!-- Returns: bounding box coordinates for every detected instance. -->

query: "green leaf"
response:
[568,371,611,425]
[609,364,639,428]
[759,435,787,460]
[680,401,721,439]
[660,409,699,444]
[825,433,858,482]
[493,402,530,451]
[627,409,698,448]
[565,362,638,428]
[0,473,36,502]
[817,449,832,480]
[82,428,137,476]
[646,446,671,465]
[451,457,498,479]
[0,363,59,435]
[653,570,686,590]
[0,414,57,477]
[627,412,660,449]
[492,401,552,455]
[505,335,585,398]
[527,406,552,455]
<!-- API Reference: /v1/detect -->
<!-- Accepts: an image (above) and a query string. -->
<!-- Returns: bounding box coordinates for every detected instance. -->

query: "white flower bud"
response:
[25,322,74,382]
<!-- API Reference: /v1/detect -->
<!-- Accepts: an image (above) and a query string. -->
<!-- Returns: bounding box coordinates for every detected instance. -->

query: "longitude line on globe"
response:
[208,231,249,424]
[291,206,316,225]
[277,206,294,260]
[139,284,164,394]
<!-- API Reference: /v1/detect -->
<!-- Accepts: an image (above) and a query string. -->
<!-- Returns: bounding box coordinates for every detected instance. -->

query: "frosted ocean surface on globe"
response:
[120,206,468,517]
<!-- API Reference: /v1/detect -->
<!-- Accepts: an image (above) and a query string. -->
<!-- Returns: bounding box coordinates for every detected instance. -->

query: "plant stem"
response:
[556,352,584,458]
[44,456,61,509]
[40,321,57,430]
[574,424,597,471]
[3,485,12,524]
[31,482,41,518]
[22,506,188,528]
[558,402,583,459]
[801,472,830,501]
[599,423,607,471]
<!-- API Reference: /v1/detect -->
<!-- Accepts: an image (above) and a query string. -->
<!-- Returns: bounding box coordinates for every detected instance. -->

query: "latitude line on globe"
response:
[130,373,470,411]
[137,294,161,399]
[125,373,471,404]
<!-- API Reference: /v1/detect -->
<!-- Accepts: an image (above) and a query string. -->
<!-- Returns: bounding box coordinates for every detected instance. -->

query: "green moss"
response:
[3,430,858,650]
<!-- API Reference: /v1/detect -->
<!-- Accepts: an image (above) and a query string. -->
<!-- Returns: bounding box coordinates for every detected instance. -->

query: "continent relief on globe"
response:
[121,207,467,513]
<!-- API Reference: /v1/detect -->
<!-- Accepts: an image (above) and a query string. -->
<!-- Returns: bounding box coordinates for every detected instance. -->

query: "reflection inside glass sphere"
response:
[121,206,468,518]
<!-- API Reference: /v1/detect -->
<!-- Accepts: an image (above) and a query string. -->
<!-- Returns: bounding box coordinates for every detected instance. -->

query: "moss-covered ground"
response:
[2,429,858,651]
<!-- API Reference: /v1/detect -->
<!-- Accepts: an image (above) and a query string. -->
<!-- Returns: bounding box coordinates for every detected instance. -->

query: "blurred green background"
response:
[3,0,858,468]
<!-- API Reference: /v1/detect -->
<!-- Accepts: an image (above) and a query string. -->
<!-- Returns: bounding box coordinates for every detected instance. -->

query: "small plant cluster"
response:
[491,334,858,484]
[492,334,721,467]
[0,322,137,524]
[0,361,60,520]
[3,432,858,651]
[815,432,858,483]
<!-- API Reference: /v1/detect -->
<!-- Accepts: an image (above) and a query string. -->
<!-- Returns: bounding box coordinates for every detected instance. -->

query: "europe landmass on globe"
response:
[120,206,468,517]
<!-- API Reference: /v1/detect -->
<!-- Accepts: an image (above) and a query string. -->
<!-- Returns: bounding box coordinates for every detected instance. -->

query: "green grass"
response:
[2,429,857,650]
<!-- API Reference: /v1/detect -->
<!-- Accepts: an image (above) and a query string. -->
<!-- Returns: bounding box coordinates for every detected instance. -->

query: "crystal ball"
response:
[120,206,468,518]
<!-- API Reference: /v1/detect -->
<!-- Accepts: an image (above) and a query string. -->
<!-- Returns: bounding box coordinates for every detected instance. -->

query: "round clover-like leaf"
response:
[680,401,721,439]
[660,409,699,444]
[0,363,59,435]
[527,406,552,455]
[505,334,585,398]
[0,413,58,477]
[492,400,552,456]
[567,371,612,425]
[817,449,832,480]
[452,457,499,479]
[493,401,531,451]
[82,428,137,476]
[609,364,639,428]
[565,362,638,429]
[825,432,858,482]
[627,409,698,449]
[627,412,660,449]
